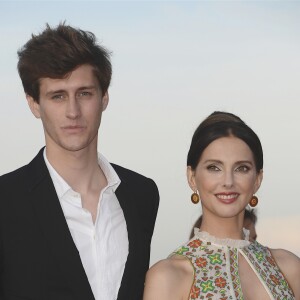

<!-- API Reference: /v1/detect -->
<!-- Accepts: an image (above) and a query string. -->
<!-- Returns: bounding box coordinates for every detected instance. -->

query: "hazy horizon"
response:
[1,1,299,262]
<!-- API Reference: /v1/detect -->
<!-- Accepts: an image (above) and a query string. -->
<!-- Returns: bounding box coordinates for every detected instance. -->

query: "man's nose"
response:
[66,96,81,119]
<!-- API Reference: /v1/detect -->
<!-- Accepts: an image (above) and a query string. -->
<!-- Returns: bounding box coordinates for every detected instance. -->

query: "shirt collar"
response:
[43,148,121,199]
[97,152,121,192]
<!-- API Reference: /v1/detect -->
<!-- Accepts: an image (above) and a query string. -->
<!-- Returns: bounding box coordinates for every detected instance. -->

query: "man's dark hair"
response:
[17,22,112,102]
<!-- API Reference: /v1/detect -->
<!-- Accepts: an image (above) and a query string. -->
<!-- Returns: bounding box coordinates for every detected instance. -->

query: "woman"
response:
[143,111,300,299]
[189,208,258,241]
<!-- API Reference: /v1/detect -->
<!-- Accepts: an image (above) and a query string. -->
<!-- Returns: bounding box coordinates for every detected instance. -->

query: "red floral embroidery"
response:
[270,275,280,285]
[195,257,207,268]
[266,255,276,267]
[215,277,227,288]
[190,285,200,299]
[188,239,202,248]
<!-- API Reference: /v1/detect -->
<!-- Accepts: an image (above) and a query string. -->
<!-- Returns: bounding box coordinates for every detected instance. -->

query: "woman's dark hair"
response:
[187,111,263,172]
[17,22,112,102]
[244,208,257,225]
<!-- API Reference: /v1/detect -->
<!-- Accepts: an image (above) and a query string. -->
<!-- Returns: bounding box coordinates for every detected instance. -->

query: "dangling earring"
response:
[191,190,200,204]
[249,195,258,207]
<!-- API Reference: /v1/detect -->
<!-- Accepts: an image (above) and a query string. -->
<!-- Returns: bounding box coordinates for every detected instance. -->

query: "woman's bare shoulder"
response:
[146,256,194,285]
[270,248,300,271]
[143,256,194,300]
[270,248,300,297]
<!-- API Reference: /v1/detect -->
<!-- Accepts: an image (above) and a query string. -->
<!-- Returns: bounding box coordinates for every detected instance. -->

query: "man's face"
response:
[27,64,108,153]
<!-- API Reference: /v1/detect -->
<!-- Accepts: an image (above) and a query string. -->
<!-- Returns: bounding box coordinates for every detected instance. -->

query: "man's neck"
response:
[46,144,108,223]
[45,144,106,196]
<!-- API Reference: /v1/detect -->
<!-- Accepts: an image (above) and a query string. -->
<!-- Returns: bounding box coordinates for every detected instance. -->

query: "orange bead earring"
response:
[191,191,200,204]
[249,195,258,207]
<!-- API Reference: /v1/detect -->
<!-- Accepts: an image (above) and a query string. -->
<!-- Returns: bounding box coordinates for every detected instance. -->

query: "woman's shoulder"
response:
[270,247,300,272]
[146,256,193,286]
[270,248,300,297]
[270,247,300,260]
[143,256,194,300]
[150,255,193,275]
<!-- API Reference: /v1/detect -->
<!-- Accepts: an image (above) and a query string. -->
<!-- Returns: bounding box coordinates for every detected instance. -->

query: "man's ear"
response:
[26,95,41,119]
[187,166,197,192]
[101,91,109,112]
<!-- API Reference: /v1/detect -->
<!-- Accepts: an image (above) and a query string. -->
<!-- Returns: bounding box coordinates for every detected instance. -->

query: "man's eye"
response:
[51,94,64,100]
[78,91,91,97]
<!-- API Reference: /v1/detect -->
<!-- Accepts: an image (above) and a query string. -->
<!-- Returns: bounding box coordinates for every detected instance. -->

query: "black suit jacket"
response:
[0,149,159,300]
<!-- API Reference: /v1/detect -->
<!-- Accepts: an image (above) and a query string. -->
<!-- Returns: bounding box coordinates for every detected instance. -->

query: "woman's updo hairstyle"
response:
[187,111,263,173]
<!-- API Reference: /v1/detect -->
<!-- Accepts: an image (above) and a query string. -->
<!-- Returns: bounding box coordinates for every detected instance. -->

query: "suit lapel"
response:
[28,149,95,300]
[114,180,134,298]
[114,169,149,300]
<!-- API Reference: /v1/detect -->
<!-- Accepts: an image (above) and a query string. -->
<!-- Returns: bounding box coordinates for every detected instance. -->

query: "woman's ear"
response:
[187,166,197,191]
[254,169,263,194]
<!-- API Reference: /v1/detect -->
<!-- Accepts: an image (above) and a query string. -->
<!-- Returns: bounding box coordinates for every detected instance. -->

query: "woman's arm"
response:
[143,257,194,300]
[271,248,300,299]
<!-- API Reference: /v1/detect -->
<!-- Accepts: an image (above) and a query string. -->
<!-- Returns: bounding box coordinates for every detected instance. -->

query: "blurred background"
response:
[1,0,299,265]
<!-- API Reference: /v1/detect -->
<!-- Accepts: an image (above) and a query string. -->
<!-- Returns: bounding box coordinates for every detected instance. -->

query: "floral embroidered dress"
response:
[171,229,294,300]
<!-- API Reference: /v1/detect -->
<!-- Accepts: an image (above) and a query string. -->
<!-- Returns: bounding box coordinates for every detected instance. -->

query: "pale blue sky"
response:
[1,1,300,262]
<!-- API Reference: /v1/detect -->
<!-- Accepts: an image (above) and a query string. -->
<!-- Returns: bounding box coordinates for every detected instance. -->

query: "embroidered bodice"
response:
[171,229,294,300]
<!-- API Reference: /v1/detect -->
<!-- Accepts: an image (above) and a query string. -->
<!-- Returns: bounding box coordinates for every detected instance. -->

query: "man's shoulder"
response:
[111,163,155,184]
[111,163,159,203]
[0,148,46,185]
[0,164,28,182]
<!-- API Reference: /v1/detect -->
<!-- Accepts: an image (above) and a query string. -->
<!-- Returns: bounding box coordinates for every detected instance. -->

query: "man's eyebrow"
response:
[45,86,97,97]
[77,85,97,91]
[45,89,65,97]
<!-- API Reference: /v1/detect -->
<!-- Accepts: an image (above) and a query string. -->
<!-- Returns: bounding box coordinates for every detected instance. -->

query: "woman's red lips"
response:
[215,193,239,204]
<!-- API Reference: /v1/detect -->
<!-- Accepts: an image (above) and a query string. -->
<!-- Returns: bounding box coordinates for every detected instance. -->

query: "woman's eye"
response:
[207,165,220,171]
[236,165,250,172]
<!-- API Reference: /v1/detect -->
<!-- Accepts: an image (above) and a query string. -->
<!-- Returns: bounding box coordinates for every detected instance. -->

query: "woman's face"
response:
[187,136,263,219]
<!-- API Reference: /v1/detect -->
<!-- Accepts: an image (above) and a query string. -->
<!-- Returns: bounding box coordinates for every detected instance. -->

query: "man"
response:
[0,23,159,300]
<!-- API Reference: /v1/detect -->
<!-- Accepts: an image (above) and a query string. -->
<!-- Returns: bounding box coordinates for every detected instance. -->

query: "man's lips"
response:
[61,125,85,132]
[215,193,239,204]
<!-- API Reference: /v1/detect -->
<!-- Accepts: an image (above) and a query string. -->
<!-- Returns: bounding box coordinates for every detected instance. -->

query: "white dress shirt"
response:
[43,149,129,300]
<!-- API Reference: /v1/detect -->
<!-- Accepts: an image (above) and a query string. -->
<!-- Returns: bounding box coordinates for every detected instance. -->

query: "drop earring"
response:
[191,190,200,204]
[249,195,258,207]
